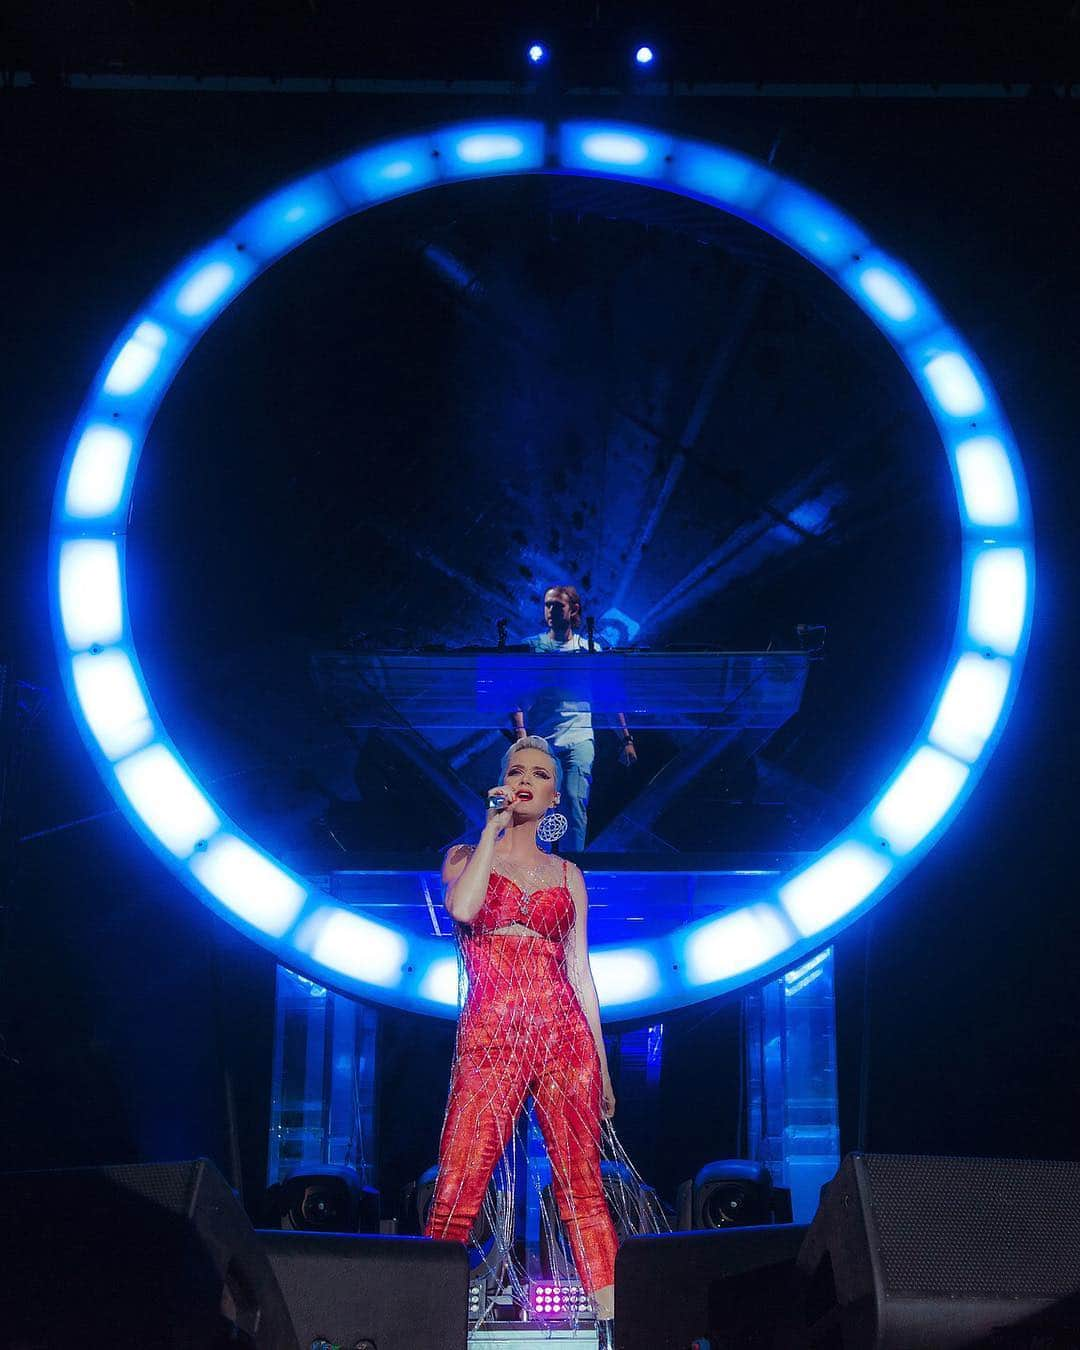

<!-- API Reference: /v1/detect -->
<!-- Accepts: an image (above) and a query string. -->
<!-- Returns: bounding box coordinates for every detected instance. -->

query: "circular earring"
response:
[536,809,569,844]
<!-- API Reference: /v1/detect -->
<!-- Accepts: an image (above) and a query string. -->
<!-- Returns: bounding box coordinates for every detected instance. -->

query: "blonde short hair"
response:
[500,735,562,792]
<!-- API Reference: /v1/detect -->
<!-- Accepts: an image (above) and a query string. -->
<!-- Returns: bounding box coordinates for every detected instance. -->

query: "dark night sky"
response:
[2,59,1079,1211]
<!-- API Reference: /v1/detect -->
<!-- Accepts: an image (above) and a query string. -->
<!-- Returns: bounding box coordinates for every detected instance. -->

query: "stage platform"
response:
[469,1331,597,1348]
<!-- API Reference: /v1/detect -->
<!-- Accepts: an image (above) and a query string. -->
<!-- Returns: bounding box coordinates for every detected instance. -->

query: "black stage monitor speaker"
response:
[0,1158,298,1349]
[617,1222,809,1350]
[258,1229,469,1350]
[792,1152,1080,1349]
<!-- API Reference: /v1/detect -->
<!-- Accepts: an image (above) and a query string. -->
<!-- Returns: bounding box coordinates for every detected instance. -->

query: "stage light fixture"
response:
[530,1282,591,1320]
[263,1165,379,1233]
[526,42,547,65]
[634,45,655,65]
[410,1164,511,1294]
[676,1160,791,1230]
[51,118,1034,1019]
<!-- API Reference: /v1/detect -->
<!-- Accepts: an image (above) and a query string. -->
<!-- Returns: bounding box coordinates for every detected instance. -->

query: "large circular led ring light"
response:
[51,120,1034,1018]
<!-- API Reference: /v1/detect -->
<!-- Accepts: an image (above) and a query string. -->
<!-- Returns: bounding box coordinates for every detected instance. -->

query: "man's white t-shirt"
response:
[522,631,603,748]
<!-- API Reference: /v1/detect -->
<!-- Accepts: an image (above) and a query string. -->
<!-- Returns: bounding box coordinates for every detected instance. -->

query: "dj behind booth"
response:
[505,585,639,854]
[310,615,814,858]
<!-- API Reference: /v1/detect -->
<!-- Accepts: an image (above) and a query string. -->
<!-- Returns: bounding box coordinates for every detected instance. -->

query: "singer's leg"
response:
[531,1030,616,1301]
[425,1042,529,1244]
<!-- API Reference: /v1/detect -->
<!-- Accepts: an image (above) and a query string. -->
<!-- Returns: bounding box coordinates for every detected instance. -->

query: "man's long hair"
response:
[547,584,582,630]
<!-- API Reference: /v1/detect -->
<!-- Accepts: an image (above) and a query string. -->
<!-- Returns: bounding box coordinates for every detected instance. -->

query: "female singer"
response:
[424,735,618,1329]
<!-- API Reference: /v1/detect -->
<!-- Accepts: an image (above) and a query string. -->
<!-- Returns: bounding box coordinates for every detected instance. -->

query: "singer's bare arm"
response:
[443,788,512,921]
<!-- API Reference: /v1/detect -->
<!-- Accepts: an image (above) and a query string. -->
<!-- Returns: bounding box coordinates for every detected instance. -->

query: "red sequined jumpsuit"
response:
[424,864,617,1294]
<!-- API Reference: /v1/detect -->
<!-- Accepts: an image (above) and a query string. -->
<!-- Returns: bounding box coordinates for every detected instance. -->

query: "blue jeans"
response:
[551,738,594,853]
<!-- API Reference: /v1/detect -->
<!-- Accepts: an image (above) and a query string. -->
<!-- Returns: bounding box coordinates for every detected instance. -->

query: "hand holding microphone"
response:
[484,785,518,832]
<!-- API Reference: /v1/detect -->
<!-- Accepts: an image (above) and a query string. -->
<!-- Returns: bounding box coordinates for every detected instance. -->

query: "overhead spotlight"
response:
[634,45,656,66]
[526,42,548,65]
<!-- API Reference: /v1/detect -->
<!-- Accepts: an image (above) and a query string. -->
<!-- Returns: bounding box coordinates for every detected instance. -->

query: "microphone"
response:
[496,618,508,649]
[586,615,596,652]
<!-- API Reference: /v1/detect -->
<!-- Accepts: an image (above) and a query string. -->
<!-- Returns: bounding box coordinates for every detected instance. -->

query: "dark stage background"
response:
[2,78,1078,1218]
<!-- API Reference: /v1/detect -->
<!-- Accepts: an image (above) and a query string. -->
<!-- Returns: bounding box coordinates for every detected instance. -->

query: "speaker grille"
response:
[863,1154,1080,1299]
[99,1160,202,1217]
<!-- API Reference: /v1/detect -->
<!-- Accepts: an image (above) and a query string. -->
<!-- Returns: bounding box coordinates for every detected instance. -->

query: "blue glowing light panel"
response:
[267,967,379,1187]
[51,119,1034,1018]
[744,948,840,1223]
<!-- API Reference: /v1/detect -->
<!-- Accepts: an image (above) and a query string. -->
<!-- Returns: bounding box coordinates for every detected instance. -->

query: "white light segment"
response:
[858,266,917,322]
[293,906,409,988]
[967,547,1028,656]
[103,321,168,395]
[190,833,307,937]
[955,436,1021,527]
[558,124,673,180]
[114,743,221,859]
[870,745,971,855]
[580,132,651,165]
[64,425,134,519]
[928,653,1012,763]
[683,904,793,986]
[456,133,524,164]
[923,350,986,417]
[174,260,237,318]
[419,955,463,1007]
[590,948,661,1005]
[230,173,345,262]
[671,142,772,211]
[438,124,546,178]
[59,539,124,650]
[767,186,867,267]
[71,648,153,761]
[779,842,893,938]
[331,136,441,206]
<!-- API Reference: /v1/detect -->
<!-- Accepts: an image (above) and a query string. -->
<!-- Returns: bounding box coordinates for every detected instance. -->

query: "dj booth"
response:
[311,648,811,733]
